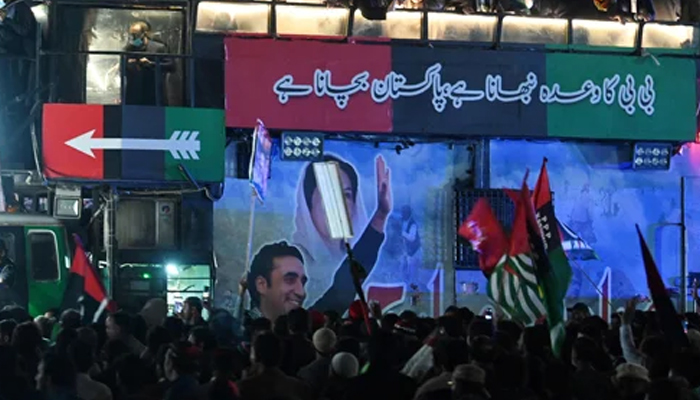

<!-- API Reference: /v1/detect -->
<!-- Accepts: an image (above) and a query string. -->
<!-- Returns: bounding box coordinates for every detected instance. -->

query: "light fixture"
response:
[632,143,672,170]
[313,161,354,240]
[53,186,82,219]
[281,132,324,161]
[166,264,180,276]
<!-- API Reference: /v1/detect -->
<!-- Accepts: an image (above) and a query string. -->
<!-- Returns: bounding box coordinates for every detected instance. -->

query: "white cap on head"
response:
[331,352,359,378]
[312,328,337,355]
[615,363,650,382]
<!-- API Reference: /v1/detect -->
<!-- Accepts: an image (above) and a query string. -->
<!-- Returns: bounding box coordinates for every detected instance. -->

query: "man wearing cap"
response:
[612,363,650,399]
[298,327,337,396]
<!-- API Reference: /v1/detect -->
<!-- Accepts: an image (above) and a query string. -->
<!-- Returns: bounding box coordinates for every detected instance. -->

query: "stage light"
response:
[281,132,324,161]
[632,143,672,170]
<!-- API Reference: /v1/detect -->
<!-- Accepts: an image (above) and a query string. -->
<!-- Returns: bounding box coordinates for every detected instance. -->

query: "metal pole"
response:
[105,188,117,298]
[680,177,688,312]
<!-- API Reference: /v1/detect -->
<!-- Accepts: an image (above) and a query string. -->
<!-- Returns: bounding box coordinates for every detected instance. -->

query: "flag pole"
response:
[239,188,257,316]
[345,241,373,335]
[680,177,688,312]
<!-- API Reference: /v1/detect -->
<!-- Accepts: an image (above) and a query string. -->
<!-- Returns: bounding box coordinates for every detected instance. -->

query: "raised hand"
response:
[375,155,392,217]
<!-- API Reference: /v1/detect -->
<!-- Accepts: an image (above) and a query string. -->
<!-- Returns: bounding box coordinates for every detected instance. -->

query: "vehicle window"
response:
[83,7,185,105]
[28,232,59,281]
[0,233,16,262]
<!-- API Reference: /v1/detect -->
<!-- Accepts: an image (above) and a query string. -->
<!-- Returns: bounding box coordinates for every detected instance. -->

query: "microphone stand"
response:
[345,240,373,335]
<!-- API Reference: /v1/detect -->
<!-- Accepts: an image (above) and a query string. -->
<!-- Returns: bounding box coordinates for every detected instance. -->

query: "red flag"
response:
[61,235,116,323]
[459,198,508,276]
[636,224,688,349]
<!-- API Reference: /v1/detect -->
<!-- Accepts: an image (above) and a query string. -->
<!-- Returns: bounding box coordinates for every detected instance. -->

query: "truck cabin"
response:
[0,213,68,317]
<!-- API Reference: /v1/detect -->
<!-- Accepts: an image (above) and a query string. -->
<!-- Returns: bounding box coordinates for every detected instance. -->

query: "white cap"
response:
[312,328,337,355]
[331,352,359,378]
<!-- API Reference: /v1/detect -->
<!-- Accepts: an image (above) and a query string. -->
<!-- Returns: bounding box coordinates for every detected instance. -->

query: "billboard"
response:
[214,141,450,318]
[42,104,226,183]
[225,37,697,142]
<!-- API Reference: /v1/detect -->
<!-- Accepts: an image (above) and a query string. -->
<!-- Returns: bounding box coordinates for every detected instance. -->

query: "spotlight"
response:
[281,132,324,161]
[632,143,672,170]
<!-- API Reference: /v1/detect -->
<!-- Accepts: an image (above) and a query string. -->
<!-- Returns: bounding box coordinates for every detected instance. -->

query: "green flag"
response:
[531,158,573,356]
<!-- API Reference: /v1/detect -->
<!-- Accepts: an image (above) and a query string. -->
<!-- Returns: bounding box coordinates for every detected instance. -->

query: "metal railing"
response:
[194,0,700,56]
[40,50,196,108]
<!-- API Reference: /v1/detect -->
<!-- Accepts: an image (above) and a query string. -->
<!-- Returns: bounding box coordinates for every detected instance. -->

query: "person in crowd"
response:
[238,331,313,400]
[140,298,167,329]
[450,364,490,400]
[0,317,16,343]
[415,337,470,400]
[123,20,174,105]
[612,363,651,400]
[298,327,337,395]
[570,336,615,400]
[281,308,317,376]
[13,320,43,387]
[141,325,171,366]
[163,341,201,400]
[188,326,217,383]
[106,311,146,356]
[342,330,417,400]
[36,351,81,400]
[70,339,112,400]
[181,297,207,330]
[116,354,155,400]
[247,241,308,322]
[0,345,33,400]
[201,348,241,400]
[321,352,359,400]
[0,240,15,288]
[60,309,82,332]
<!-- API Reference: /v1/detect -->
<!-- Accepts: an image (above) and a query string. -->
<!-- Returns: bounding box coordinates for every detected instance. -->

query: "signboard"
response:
[249,120,272,202]
[43,104,225,182]
[225,37,697,142]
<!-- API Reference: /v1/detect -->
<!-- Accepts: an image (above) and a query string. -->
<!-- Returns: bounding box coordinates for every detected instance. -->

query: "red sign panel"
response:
[43,104,104,179]
[225,38,393,133]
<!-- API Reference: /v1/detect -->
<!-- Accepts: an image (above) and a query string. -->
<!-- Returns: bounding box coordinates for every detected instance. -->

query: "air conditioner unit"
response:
[107,198,177,249]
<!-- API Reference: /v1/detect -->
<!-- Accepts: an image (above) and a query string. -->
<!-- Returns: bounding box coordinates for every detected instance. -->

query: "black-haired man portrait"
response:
[246,241,307,322]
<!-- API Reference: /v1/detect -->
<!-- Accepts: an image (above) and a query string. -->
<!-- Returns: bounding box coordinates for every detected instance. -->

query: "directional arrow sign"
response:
[65,130,201,160]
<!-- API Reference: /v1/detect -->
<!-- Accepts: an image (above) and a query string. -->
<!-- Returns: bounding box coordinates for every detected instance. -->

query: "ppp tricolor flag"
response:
[61,235,116,323]
[531,158,572,357]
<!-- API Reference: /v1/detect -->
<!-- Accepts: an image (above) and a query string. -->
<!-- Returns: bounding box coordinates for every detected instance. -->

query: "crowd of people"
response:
[0,295,699,400]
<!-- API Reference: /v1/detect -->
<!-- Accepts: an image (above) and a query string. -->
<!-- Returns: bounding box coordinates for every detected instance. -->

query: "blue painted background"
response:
[215,137,700,315]
[456,140,700,312]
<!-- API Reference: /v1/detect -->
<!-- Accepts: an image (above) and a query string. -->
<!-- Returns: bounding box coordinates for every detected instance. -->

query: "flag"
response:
[557,220,597,260]
[458,198,509,276]
[531,158,573,356]
[636,225,689,349]
[487,185,547,326]
[61,234,116,323]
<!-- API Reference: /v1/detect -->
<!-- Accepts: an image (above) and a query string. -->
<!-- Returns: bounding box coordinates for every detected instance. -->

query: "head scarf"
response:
[292,154,368,307]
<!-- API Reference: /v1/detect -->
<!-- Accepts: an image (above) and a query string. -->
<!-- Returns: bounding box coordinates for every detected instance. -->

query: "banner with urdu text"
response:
[225,37,697,142]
